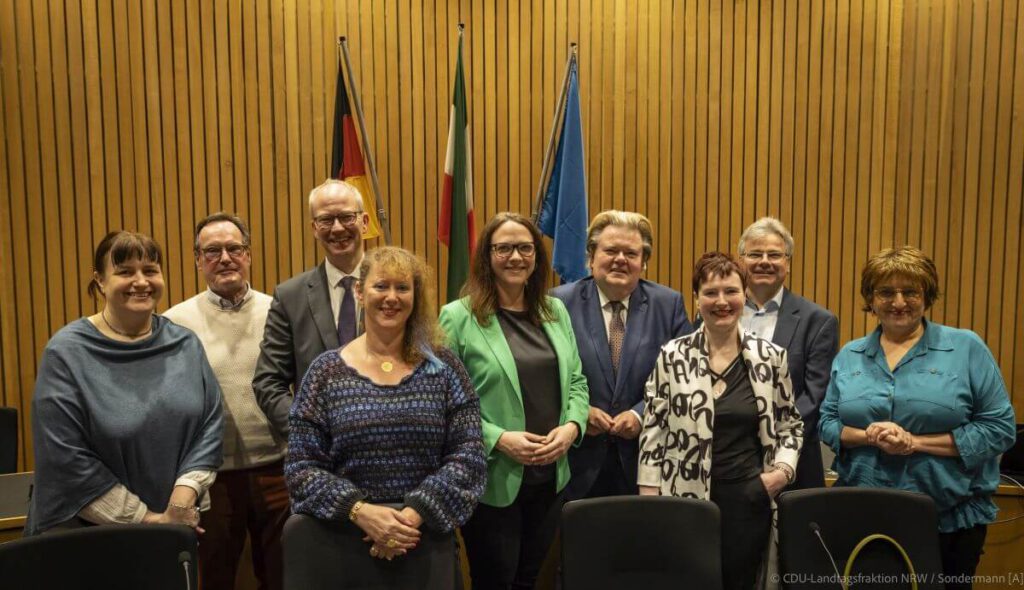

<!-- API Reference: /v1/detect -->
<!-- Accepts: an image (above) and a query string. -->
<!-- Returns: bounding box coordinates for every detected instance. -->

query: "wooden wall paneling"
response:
[46,0,78,326]
[143,0,168,297]
[801,0,821,298]
[694,0,709,252]
[255,0,275,290]
[158,0,184,306]
[945,0,972,329]
[1007,0,1024,416]
[984,0,1018,359]
[411,0,428,258]
[241,0,263,290]
[787,0,805,292]
[228,0,250,289]
[33,0,64,333]
[3,0,1024,469]
[172,0,197,296]
[973,0,1004,348]
[622,0,635,217]
[0,0,22,468]
[655,0,672,289]
[706,0,721,249]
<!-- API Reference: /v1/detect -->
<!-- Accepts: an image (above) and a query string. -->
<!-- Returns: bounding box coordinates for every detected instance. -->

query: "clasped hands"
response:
[865,421,915,455]
[354,504,423,561]
[143,502,203,533]
[497,423,580,466]
[585,406,641,439]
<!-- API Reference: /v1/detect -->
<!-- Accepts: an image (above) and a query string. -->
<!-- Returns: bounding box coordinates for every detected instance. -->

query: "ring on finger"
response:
[370,546,379,557]
[386,538,398,549]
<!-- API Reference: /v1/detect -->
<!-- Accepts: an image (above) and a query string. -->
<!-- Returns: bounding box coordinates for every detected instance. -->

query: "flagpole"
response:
[532,44,578,224]
[339,37,393,245]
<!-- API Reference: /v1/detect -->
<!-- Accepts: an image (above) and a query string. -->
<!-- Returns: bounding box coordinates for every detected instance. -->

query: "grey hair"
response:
[737,217,795,256]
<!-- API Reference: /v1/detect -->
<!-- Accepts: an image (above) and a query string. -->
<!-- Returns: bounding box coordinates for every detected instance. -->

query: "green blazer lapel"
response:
[474,314,523,403]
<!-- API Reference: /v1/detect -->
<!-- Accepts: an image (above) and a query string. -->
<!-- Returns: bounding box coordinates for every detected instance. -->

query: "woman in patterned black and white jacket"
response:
[638,251,803,590]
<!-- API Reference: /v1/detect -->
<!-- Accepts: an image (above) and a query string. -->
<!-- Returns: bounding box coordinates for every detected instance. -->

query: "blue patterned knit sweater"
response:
[286,347,486,533]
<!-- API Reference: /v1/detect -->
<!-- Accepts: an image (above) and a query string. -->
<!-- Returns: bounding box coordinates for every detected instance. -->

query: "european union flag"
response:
[538,57,589,283]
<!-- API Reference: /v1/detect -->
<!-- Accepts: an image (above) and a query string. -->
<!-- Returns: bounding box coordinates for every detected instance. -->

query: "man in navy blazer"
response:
[738,217,839,489]
[552,211,692,499]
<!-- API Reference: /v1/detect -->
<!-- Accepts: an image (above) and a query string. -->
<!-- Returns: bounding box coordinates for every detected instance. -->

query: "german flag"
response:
[331,60,381,239]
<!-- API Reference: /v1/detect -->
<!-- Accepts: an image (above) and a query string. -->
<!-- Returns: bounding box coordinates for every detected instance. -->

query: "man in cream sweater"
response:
[165,213,287,590]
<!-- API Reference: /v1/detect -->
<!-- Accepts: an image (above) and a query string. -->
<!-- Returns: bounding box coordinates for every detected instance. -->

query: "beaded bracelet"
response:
[772,463,795,484]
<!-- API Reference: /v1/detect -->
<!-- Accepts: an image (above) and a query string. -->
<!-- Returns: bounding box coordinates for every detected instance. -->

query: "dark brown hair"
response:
[87,231,163,299]
[193,212,251,252]
[462,212,553,326]
[692,251,746,294]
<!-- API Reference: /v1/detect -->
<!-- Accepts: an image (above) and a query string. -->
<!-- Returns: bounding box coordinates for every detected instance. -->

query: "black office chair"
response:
[282,512,461,590]
[0,523,197,590]
[561,496,724,590]
[777,487,944,590]
[0,407,17,474]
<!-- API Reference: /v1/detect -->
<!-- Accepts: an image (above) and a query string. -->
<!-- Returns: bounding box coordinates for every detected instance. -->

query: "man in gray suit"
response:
[253,179,369,438]
[738,217,838,489]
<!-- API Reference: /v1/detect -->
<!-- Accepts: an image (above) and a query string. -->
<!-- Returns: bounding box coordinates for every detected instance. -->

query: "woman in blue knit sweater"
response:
[285,247,486,588]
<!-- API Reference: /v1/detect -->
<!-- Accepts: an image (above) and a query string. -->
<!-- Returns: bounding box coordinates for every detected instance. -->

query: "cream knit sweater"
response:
[165,290,284,470]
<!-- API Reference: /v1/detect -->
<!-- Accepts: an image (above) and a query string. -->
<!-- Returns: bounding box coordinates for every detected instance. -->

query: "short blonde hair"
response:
[357,247,444,363]
[307,179,363,217]
[586,210,654,263]
[860,246,941,311]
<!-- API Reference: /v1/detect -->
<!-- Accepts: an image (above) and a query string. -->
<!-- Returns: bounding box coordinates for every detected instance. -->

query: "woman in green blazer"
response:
[439,212,589,590]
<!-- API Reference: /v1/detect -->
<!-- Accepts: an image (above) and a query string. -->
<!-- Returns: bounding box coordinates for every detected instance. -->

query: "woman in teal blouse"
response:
[819,246,1015,590]
[440,212,589,590]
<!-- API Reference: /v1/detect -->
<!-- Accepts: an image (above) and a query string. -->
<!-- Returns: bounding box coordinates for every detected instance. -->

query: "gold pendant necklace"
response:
[366,348,398,373]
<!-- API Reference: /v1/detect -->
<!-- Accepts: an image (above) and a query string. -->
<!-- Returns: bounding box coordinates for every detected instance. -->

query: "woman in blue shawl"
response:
[25,231,223,535]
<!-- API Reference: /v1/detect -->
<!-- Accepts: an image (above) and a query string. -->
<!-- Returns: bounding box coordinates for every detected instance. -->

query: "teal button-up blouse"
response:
[819,320,1016,532]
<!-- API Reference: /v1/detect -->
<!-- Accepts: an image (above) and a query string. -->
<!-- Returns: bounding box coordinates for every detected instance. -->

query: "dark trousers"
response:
[460,480,563,590]
[586,445,637,498]
[199,460,289,590]
[938,524,987,590]
[709,476,772,590]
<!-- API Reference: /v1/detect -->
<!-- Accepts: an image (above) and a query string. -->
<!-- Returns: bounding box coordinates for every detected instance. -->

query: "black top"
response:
[496,308,560,484]
[710,356,763,482]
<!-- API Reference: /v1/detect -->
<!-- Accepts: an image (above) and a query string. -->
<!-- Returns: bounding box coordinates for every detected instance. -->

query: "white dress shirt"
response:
[741,287,784,342]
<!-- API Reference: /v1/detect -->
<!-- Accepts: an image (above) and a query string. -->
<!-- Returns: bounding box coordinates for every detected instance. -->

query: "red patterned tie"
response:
[609,301,625,374]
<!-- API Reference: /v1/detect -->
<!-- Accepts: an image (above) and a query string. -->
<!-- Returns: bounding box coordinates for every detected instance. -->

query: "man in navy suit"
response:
[738,217,839,489]
[552,211,692,499]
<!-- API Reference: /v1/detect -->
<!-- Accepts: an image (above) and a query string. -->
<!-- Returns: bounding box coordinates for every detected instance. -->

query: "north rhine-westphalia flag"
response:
[439,34,475,302]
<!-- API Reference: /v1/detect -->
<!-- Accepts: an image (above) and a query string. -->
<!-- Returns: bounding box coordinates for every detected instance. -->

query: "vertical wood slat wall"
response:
[1,0,1022,471]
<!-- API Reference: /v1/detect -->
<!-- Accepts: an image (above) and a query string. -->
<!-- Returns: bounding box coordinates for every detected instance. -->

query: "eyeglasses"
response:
[491,242,536,258]
[742,251,788,262]
[313,211,362,230]
[199,244,248,262]
[873,287,923,303]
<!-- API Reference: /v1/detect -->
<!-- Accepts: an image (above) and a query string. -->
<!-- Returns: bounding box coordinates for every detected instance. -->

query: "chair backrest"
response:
[777,487,945,590]
[282,512,459,590]
[0,523,197,590]
[0,407,16,474]
[561,496,724,590]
